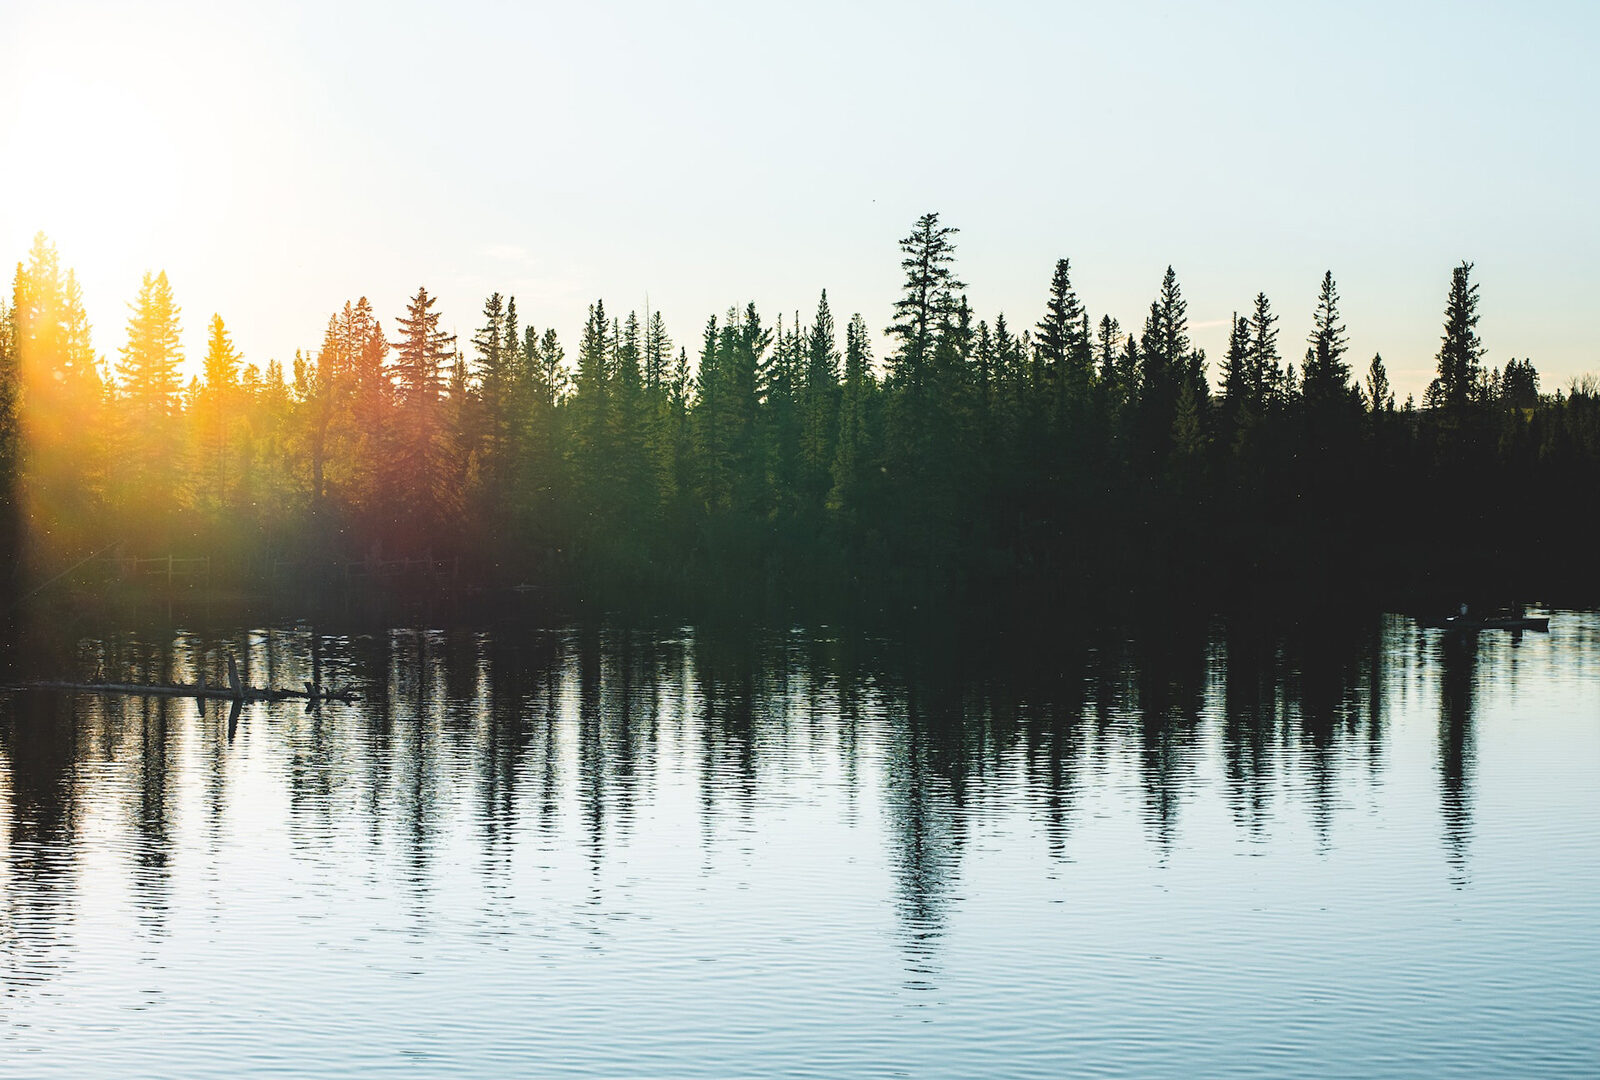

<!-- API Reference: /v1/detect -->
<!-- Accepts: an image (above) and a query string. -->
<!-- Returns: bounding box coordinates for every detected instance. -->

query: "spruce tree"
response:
[12,236,107,552]
[887,213,961,398]
[1221,313,1255,455]
[1432,261,1485,410]
[196,313,242,511]
[570,301,612,512]
[472,292,513,495]
[119,270,183,423]
[389,286,458,545]
[828,313,874,524]
[644,309,672,394]
[1302,270,1353,410]
[1135,267,1195,470]
[0,290,18,574]
[1246,292,1281,407]
[1034,258,1091,427]
[118,270,184,514]
[1364,354,1394,414]
[800,290,841,511]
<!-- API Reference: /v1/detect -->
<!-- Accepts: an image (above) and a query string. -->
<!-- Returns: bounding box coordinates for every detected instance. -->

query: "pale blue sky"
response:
[3,0,1595,398]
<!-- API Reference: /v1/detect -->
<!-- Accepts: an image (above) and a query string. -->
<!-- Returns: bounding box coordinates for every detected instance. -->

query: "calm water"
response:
[1,613,1597,1078]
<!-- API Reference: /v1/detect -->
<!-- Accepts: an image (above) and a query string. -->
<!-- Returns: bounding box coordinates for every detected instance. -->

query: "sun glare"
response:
[9,74,184,268]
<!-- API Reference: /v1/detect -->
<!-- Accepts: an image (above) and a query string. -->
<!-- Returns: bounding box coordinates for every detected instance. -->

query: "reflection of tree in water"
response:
[1283,621,1377,845]
[1221,623,1282,835]
[1437,631,1477,886]
[131,692,175,937]
[570,626,667,872]
[0,609,1509,995]
[1128,622,1208,849]
[477,630,556,861]
[0,685,83,990]
[1007,643,1090,860]
[351,630,397,853]
[575,626,607,876]
[879,674,969,984]
[692,627,759,835]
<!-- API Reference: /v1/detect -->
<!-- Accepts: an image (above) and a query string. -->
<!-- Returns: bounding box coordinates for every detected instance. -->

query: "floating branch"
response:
[25,655,359,705]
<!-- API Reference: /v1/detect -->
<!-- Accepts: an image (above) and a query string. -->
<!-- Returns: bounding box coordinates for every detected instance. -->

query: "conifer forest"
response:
[2,216,1596,619]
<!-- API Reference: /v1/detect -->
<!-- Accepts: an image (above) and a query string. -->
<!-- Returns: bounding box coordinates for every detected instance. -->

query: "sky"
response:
[2,0,1596,400]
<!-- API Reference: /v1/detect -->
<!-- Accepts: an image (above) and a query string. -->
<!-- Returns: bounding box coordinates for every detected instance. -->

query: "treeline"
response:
[2,217,1597,615]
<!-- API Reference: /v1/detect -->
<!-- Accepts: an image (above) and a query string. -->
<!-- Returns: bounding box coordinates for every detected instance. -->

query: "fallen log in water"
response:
[23,655,359,705]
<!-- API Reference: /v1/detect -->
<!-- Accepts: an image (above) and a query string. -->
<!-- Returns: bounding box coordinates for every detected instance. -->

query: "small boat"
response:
[1420,612,1550,633]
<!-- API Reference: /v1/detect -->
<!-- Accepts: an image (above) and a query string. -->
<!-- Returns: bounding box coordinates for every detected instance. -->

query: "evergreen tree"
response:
[1136,266,1199,472]
[1246,292,1282,407]
[1221,313,1256,455]
[11,235,107,556]
[644,309,672,393]
[1302,270,1353,409]
[1431,261,1485,410]
[195,313,242,512]
[828,313,874,524]
[1501,358,1539,410]
[1221,313,1251,411]
[117,270,184,515]
[471,292,513,496]
[389,286,458,545]
[1034,258,1092,427]
[800,290,841,511]
[568,302,619,534]
[886,212,961,399]
[1364,353,1394,414]
[0,290,17,575]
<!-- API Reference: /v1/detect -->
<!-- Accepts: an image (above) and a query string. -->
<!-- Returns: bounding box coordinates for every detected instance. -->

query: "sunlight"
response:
[7,74,184,267]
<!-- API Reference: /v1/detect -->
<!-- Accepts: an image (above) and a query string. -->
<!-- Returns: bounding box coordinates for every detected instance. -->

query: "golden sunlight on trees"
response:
[1,221,1597,611]
[115,269,184,538]
[10,233,105,563]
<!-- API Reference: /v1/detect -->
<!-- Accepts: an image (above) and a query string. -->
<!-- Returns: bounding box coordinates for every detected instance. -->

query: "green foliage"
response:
[1432,261,1485,411]
[6,223,1598,612]
[1301,270,1353,410]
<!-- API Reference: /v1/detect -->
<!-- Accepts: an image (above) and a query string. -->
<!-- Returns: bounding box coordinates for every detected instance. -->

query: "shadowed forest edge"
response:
[2,214,1597,623]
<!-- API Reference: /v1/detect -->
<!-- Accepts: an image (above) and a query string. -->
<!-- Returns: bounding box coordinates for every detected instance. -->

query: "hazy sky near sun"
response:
[3,0,1596,398]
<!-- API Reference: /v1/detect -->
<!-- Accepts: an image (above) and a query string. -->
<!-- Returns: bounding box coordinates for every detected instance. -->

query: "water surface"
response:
[2,614,1597,1077]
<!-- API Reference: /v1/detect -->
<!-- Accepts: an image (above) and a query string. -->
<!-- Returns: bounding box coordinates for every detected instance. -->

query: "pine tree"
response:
[1364,354,1394,414]
[11,235,107,555]
[609,309,653,526]
[1034,258,1091,427]
[1221,313,1256,455]
[800,290,841,511]
[1136,266,1197,470]
[1431,261,1485,411]
[570,301,613,515]
[1221,313,1250,408]
[644,309,672,394]
[393,287,454,403]
[1302,270,1353,410]
[389,286,458,545]
[0,289,18,573]
[119,270,183,421]
[885,213,962,500]
[195,313,242,512]
[1500,358,1539,410]
[1246,292,1282,407]
[118,270,184,513]
[472,291,516,499]
[886,212,961,398]
[828,313,874,523]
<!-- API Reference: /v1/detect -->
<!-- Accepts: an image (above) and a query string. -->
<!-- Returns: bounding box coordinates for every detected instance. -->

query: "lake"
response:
[2,612,1597,1078]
